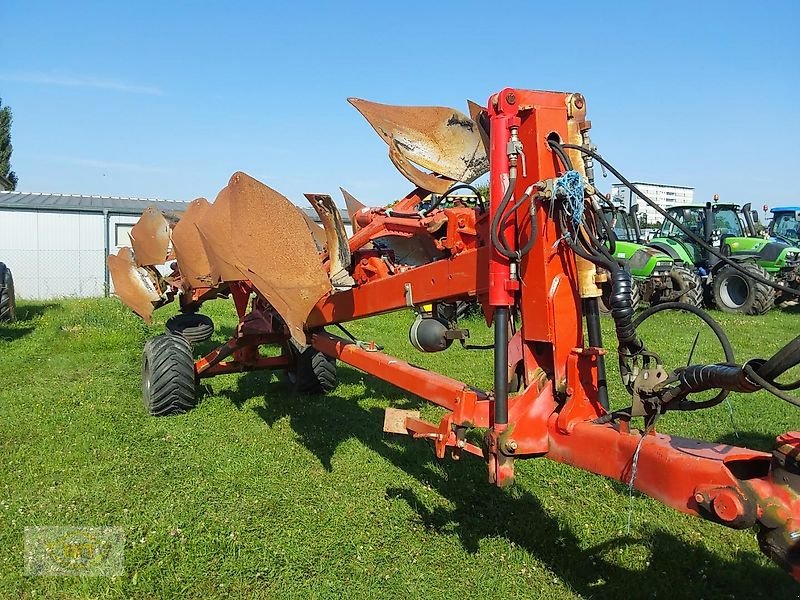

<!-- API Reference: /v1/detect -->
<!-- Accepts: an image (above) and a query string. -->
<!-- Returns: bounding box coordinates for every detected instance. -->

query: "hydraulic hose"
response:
[609,268,643,354]
[663,363,759,403]
[490,176,518,259]
[559,143,800,298]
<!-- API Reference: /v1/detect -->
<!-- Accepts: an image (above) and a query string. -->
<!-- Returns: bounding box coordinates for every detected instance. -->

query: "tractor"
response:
[648,201,800,313]
[770,206,800,246]
[107,88,800,580]
[601,202,702,309]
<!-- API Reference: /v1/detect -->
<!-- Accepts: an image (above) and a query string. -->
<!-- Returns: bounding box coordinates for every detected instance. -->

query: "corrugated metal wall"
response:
[0,209,107,299]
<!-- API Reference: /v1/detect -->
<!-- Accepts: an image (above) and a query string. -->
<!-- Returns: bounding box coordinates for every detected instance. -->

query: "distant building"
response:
[0,191,350,300]
[610,182,694,226]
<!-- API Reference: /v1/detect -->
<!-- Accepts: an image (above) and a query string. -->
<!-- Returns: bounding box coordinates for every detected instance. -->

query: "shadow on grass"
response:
[0,301,59,342]
[717,430,779,453]
[14,301,59,321]
[217,366,796,598]
[0,325,34,342]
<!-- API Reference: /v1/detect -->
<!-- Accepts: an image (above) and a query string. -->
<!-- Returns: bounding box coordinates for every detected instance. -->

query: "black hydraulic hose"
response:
[633,301,735,409]
[559,211,616,271]
[430,183,487,213]
[559,143,800,297]
[500,191,536,259]
[547,139,573,171]
[609,268,643,354]
[633,302,735,361]
[490,176,518,259]
[744,363,800,408]
[594,207,617,255]
[757,335,800,382]
[494,306,510,425]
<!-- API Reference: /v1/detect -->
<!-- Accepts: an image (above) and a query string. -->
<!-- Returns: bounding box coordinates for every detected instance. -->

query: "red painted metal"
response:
[126,87,800,579]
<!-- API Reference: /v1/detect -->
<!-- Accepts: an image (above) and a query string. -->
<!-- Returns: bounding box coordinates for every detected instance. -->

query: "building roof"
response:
[0,191,350,224]
[0,191,189,215]
[611,182,694,190]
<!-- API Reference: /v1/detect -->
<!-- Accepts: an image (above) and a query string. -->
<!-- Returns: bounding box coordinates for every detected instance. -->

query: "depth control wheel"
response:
[142,333,198,416]
[165,312,214,343]
[286,341,338,395]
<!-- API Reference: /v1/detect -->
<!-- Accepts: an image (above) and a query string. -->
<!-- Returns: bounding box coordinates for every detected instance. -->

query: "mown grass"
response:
[0,298,798,599]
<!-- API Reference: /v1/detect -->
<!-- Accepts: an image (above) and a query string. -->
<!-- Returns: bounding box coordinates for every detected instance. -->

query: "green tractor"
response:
[648,202,800,314]
[601,203,702,309]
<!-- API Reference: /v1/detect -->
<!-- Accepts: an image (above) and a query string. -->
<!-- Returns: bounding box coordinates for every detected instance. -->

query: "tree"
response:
[0,97,18,190]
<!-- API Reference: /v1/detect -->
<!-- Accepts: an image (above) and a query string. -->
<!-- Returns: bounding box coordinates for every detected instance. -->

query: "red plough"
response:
[109,88,800,580]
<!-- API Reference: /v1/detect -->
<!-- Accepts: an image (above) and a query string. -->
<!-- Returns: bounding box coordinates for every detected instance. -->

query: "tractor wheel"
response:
[142,333,198,416]
[669,266,703,308]
[165,312,214,344]
[599,278,641,315]
[286,342,338,395]
[0,263,16,322]
[712,262,775,315]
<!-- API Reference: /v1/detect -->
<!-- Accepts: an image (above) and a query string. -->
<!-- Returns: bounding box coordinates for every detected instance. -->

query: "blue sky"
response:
[1,1,798,213]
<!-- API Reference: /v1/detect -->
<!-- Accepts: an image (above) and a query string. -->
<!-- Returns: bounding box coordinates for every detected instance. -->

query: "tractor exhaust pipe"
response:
[742,202,756,237]
[704,202,714,264]
[629,203,643,243]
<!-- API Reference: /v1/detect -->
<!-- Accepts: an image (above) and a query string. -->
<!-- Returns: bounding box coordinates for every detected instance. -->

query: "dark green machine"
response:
[648,202,800,314]
[601,203,702,309]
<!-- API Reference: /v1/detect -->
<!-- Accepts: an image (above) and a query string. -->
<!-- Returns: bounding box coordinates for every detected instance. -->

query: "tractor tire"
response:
[669,266,703,308]
[712,262,775,315]
[286,342,338,395]
[599,278,641,315]
[142,333,198,416]
[0,263,16,322]
[165,312,214,344]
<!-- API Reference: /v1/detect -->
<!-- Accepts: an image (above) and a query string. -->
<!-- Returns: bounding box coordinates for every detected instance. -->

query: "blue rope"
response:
[554,170,585,228]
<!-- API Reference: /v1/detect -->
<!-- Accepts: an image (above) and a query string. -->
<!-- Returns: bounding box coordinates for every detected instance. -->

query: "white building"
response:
[610,182,694,227]
[0,192,191,299]
[0,191,351,300]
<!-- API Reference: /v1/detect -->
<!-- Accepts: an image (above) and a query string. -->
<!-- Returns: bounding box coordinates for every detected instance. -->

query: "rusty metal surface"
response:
[107,247,161,323]
[305,193,352,287]
[349,98,488,191]
[226,172,331,341]
[196,186,248,283]
[388,141,452,194]
[466,99,490,156]
[171,197,214,290]
[129,206,171,266]
[298,207,327,249]
[340,188,366,233]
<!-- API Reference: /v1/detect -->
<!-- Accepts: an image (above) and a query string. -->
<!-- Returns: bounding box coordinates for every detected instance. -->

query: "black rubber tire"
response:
[142,333,198,416]
[712,262,775,315]
[0,263,16,323]
[669,265,703,308]
[286,342,338,395]
[165,313,214,343]
[599,278,640,315]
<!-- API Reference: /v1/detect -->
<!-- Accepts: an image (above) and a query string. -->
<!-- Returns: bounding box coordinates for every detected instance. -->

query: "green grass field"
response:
[0,298,798,599]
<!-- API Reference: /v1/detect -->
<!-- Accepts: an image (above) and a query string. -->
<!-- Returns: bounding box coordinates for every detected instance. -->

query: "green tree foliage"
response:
[0,98,18,190]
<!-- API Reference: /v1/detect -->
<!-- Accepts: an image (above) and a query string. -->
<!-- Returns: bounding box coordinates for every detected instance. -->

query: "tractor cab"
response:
[769,207,800,245]
[601,202,641,245]
[651,202,765,268]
